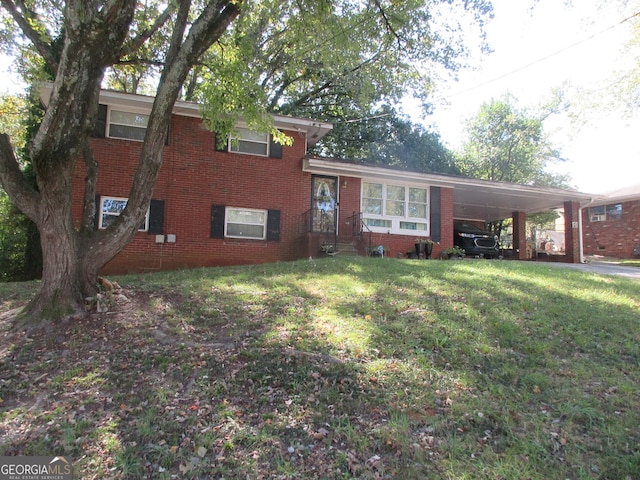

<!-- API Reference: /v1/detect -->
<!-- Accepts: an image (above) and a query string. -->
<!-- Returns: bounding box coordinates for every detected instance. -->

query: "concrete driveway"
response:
[542,260,640,280]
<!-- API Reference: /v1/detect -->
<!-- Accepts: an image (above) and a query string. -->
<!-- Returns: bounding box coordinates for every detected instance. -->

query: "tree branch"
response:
[371,0,403,44]
[276,52,382,114]
[2,0,58,74]
[0,133,40,221]
[164,0,193,69]
[121,2,177,58]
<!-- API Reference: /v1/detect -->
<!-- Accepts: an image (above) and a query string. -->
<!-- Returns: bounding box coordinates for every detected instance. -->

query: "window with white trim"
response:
[229,127,269,156]
[225,207,267,239]
[99,196,149,231]
[108,109,149,141]
[362,182,429,234]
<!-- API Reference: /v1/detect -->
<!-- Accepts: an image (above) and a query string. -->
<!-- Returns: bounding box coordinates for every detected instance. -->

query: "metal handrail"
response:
[349,211,373,253]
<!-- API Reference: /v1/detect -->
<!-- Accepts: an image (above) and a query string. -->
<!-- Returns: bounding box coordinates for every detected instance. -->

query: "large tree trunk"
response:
[23,211,83,321]
[0,0,243,327]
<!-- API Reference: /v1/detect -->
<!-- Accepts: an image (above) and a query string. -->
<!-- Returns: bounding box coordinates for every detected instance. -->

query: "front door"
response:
[311,175,338,233]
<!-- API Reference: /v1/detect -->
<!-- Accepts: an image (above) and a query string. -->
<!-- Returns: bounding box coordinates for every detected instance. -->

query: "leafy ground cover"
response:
[1,257,639,479]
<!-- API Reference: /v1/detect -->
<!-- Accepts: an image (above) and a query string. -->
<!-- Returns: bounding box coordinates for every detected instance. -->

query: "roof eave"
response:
[38,83,333,145]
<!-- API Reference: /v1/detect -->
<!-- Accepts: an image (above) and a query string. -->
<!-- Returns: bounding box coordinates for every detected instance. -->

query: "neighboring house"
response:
[581,184,640,258]
[42,87,594,274]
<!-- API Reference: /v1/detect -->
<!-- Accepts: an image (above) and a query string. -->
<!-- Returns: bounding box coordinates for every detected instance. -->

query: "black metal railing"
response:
[349,211,373,253]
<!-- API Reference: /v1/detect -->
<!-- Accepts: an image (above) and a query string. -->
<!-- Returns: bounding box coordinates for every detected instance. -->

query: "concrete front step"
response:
[323,242,360,257]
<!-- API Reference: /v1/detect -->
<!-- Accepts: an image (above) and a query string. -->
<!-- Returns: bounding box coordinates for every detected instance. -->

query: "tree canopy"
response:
[316,105,459,174]
[456,96,569,188]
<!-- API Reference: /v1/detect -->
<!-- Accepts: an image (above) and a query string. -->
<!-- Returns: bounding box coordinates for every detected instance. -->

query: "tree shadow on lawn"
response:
[1,258,638,479]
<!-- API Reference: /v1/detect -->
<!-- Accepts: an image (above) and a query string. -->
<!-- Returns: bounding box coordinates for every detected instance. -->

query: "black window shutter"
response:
[269,137,283,159]
[92,104,107,138]
[430,187,441,243]
[214,133,228,152]
[210,205,226,238]
[266,209,281,241]
[148,199,165,234]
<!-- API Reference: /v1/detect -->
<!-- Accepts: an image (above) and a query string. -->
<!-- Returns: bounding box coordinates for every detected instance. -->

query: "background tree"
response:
[456,96,570,237]
[565,3,639,128]
[0,0,493,324]
[315,105,459,174]
[457,96,569,186]
[606,9,640,117]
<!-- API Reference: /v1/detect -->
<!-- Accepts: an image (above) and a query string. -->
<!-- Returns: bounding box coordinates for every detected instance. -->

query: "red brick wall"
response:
[439,187,454,254]
[512,211,527,260]
[74,115,313,274]
[581,199,640,258]
[564,201,581,263]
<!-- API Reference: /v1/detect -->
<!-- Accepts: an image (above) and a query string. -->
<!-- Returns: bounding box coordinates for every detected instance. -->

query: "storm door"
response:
[311,176,338,233]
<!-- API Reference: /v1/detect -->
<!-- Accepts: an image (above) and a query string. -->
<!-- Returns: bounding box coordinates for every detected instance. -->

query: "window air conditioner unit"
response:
[590,214,605,222]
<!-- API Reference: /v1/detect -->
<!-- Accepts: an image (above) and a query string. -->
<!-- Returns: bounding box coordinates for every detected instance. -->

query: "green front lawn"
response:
[1,257,639,479]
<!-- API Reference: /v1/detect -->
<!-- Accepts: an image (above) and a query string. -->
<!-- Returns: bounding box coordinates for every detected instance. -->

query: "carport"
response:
[443,177,597,263]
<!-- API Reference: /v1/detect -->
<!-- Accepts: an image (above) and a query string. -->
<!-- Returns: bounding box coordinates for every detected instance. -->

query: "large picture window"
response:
[362,181,429,234]
[99,196,149,231]
[108,109,149,141]
[225,207,267,239]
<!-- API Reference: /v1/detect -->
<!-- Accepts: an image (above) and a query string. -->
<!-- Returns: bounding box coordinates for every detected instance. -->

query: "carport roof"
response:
[303,157,597,223]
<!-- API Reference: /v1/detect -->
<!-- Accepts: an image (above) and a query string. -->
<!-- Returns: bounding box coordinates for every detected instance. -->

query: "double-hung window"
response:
[229,127,269,156]
[99,196,149,231]
[362,182,429,234]
[225,207,267,239]
[108,110,149,141]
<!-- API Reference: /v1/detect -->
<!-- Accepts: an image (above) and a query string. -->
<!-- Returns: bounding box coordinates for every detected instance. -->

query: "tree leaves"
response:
[457,96,570,187]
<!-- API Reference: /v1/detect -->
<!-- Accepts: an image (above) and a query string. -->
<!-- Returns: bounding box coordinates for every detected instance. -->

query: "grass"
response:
[1,257,639,479]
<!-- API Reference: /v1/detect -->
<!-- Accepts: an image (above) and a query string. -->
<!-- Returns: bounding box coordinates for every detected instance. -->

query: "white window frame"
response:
[228,127,269,156]
[107,107,150,142]
[98,196,149,232]
[361,181,429,235]
[225,207,268,240]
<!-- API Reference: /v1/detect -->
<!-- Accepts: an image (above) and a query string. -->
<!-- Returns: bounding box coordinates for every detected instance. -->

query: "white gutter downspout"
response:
[578,196,599,263]
[578,207,585,263]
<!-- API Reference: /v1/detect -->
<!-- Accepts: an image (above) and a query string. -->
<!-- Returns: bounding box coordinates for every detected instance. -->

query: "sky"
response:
[1,0,638,194]
[416,0,640,194]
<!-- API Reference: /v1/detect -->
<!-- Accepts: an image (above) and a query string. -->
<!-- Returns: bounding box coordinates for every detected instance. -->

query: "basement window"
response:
[225,207,267,239]
[99,196,149,231]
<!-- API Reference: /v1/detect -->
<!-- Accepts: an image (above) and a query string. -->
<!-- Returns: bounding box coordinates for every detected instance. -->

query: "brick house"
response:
[49,87,593,274]
[581,184,640,258]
